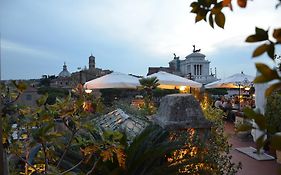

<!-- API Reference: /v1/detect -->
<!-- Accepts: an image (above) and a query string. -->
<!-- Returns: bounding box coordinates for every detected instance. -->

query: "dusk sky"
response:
[1,0,280,80]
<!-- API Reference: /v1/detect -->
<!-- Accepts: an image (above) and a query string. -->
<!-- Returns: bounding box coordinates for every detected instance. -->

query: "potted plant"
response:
[265,92,281,162]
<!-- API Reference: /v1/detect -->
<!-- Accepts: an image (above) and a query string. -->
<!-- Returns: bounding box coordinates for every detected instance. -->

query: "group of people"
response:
[214,95,255,121]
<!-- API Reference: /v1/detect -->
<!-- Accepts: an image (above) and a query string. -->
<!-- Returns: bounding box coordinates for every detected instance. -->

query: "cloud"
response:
[2,39,61,60]
[1,0,280,79]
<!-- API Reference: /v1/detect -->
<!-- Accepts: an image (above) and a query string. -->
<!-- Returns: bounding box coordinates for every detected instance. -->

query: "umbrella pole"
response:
[238,84,241,111]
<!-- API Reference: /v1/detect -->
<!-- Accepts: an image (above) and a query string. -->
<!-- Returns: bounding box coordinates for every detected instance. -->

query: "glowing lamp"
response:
[85,89,92,93]
[84,84,92,93]
[179,86,186,91]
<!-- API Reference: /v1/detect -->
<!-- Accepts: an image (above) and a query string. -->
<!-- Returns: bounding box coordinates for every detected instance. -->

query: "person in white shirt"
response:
[214,96,224,109]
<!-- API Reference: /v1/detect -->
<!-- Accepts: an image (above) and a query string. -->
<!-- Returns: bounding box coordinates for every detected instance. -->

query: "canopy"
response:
[147,71,202,89]
[84,72,140,89]
[205,72,254,89]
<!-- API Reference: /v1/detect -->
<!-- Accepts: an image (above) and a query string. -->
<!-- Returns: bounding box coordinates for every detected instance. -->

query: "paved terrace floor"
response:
[225,122,281,175]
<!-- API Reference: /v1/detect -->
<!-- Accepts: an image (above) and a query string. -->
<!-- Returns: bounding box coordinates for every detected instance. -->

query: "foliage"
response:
[114,125,180,175]
[1,81,242,174]
[139,77,160,115]
[158,106,241,175]
[190,0,281,159]
[152,88,179,98]
[113,100,150,121]
[103,121,240,175]
[1,83,126,174]
[190,0,281,96]
[102,106,240,175]
[139,77,160,99]
[37,87,69,105]
[39,75,56,87]
[237,107,281,152]
[265,92,281,134]
[203,106,241,174]
[205,88,228,96]
[152,88,180,107]
[100,89,137,106]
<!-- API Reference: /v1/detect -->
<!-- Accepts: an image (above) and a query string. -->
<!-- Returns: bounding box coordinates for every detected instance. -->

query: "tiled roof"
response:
[94,109,149,142]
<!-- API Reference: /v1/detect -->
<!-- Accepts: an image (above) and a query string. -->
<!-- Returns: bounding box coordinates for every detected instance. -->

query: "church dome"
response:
[185,52,206,58]
[58,62,71,77]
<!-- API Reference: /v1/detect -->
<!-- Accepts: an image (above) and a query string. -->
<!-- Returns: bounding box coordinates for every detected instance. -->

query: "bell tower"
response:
[89,53,95,71]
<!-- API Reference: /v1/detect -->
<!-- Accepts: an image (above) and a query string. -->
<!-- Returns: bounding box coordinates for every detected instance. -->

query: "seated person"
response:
[223,99,235,122]
[214,97,224,109]
[232,96,240,110]
[223,99,233,111]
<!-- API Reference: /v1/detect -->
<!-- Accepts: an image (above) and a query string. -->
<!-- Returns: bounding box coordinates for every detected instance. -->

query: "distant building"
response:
[51,54,112,89]
[147,47,218,84]
[71,54,112,84]
[147,67,173,75]
[50,63,74,89]
[15,86,41,107]
[58,62,71,77]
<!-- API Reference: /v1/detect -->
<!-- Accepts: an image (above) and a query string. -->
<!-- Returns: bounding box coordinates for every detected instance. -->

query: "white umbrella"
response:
[205,72,254,89]
[147,71,202,89]
[84,72,140,89]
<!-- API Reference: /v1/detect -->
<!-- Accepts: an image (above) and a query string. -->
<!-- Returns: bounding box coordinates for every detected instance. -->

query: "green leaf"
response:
[203,0,213,7]
[245,34,268,42]
[214,12,225,29]
[254,75,273,83]
[236,123,253,132]
[245,35,259,42]
[209,14,214,28]
[265,82,281,96]
[243,107,266,130]
[246,27,268,43]
[266,43,275,60]
[198,0,205,4]
[190,2,199,13]
[12,81,27,92]
[36,93,48,106]
[255,27,268,38]
[211,5,222,14]
[243,107,257,119]
[195,9,207,22]
[252,44,268,57]
[190,2,199,8]
[255,63,279,81]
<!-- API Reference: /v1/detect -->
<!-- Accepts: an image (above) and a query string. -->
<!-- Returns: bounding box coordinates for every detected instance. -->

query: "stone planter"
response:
[153,94,212,130]
[234,115,253,141]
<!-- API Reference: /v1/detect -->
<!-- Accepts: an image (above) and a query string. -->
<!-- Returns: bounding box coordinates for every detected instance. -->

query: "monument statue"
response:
[193,45,201,53]
[173,53,180,59]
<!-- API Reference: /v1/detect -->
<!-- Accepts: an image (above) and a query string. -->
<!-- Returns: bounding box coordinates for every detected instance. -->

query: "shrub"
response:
[265,92,281,134]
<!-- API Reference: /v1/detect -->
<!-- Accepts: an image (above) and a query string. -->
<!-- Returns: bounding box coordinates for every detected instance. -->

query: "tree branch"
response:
[15,153,39,174]
[59,158,84,175]
[86,157,100,175]
[56,130,77,168]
